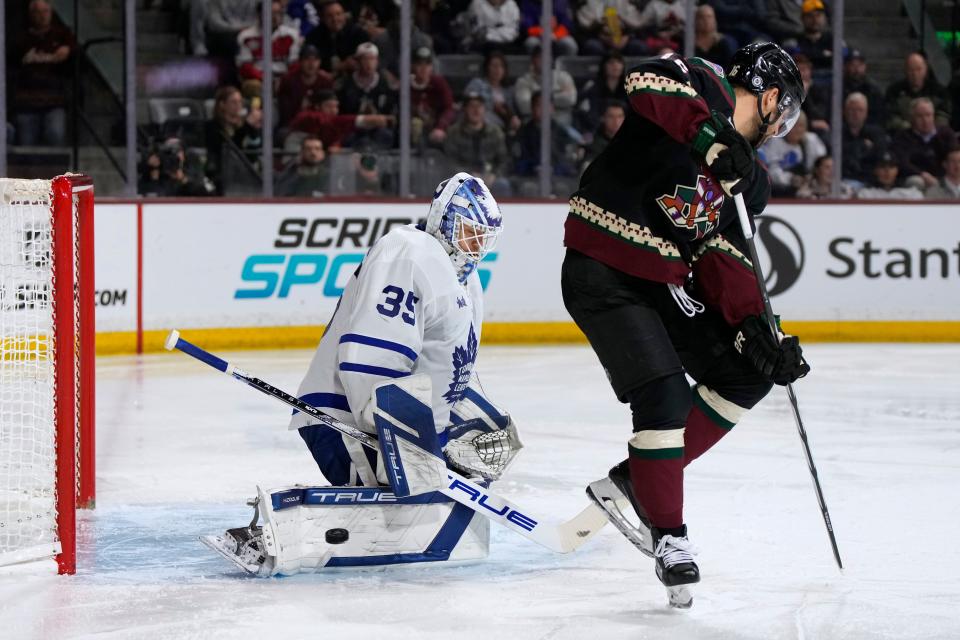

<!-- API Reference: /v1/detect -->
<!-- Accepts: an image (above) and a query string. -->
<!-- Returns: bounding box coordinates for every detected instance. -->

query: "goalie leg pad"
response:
[372,375,447,497]
[258,486,489,575]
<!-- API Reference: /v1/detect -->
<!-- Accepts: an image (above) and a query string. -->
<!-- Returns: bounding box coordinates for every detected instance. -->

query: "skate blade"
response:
[199,534,263,576]
[667,585,693,609]
[585,479,653,557]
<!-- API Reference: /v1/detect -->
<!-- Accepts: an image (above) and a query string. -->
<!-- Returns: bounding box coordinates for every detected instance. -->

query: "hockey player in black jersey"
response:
[562,43,810,607]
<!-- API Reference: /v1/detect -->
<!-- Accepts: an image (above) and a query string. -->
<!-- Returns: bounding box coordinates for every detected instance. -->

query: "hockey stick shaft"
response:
[733,195,843,570]
[164,330,606,553]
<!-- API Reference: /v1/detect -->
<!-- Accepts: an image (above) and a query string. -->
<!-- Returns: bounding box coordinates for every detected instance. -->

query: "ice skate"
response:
[586,460,653,557]
[653,526,699,609]
[200,498,275,576]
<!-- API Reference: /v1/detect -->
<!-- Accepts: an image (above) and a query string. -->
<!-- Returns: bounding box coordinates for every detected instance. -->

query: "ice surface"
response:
[2,344,959,639]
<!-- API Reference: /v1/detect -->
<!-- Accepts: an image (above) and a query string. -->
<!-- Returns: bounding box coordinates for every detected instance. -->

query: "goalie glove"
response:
[444,385,523,481]
[691,111,755,196]
[443,417,523,482]
[734,315,810,385]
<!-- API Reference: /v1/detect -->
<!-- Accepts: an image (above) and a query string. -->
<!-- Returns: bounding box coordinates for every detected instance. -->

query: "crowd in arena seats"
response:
[118,0,960,199]
[7,0,75,147]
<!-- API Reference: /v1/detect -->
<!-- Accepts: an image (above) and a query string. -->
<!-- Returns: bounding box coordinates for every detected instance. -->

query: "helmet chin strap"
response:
[753,96,778,148]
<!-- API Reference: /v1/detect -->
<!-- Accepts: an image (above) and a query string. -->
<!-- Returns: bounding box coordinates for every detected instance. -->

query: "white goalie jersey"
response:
[290,224,485,436]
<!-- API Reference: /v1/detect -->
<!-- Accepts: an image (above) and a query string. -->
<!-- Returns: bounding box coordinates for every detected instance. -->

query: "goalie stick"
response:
[733,194,843,570]
[164,330,608,554]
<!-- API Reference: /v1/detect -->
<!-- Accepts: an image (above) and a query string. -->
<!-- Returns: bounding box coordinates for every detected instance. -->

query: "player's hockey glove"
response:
[734,315,810,385]
[692,111,755,196]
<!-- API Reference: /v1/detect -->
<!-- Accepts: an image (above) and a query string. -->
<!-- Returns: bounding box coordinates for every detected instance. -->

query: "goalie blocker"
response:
[203,374,521,575]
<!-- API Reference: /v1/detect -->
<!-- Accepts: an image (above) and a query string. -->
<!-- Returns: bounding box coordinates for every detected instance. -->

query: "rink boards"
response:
[91,200,960,353]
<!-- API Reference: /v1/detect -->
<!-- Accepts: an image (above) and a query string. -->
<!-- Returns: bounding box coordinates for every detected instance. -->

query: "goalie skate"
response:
[585,461,653,557]
[200,497,275,576]
[200,526,275,577]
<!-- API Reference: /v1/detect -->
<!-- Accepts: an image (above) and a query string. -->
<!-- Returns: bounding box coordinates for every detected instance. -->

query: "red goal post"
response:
[0,174,95,575]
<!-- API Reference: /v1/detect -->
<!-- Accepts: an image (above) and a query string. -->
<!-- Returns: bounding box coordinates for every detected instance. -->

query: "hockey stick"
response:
[164,330,608,554]
[733,194,843,570]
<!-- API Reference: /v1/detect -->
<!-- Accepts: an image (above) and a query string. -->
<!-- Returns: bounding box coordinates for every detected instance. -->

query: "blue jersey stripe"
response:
[339,362,409,378]
[296,392,351,413]
[339,333,418,362]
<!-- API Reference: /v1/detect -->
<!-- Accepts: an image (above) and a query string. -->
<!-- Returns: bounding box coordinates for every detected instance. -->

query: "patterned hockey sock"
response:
[683,385,747,466]
[628,428,685,530]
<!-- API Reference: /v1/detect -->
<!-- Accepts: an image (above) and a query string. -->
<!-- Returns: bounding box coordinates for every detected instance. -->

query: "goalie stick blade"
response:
[586,477,653,558]
[199,535,267,576]
[667,585,693,609]
[553,503,611,553]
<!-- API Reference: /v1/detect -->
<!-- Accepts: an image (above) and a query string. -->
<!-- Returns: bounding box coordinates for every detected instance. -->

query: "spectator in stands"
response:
[794,0,835,70]
[764,0,803,45]
[519,0,578,56]
[288,89,394,151]
[204,86,263,192]
[9,0,75,146]
[583,100,626,167]
[857,150,924,200]
[513,90,583,182]
[414,0,471,55]
[409,47,456,147]
[336,42,397,149]
[277,45,335,127]
[372,14,433,80]
[236,1,303,98]
[841,92,889,188]
[461,0,521,54]
[758,111,827,197]
[204,0,257,58]
[514,46,578,126]
[693,4,736,69]
[443,92,512,195]
[892,97,957,190]
[843,49,885,128]
[139,147,164,195]
[885,52,952,132]
[354,151,390,194]
[794,53,830,134]
[464,50,521,134]
[795,155,852,199]
[276,135,329,196]
[144,138,217,197]
[306,0,371,75]
[637,0,686,53]
[355,1,394,41]
[924,146,960,199]
[575,52,627,132]
[708,0,768,47]
[287,0,320,36]
[575,0,648,57]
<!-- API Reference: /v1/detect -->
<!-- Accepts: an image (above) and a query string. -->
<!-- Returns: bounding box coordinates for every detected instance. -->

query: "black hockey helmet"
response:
[727,42,806,139]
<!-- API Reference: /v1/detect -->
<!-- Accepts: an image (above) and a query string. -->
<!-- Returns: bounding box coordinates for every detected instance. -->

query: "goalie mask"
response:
[426,173,503,282]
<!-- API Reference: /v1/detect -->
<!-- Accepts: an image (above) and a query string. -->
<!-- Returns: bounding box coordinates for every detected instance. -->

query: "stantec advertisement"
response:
[93,201,960,347]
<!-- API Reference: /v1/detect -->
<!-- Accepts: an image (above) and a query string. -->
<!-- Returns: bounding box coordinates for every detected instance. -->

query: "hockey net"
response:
[0,175,95,575]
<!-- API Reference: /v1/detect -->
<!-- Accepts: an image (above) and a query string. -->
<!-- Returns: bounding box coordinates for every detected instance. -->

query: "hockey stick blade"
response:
[165,330,608,554]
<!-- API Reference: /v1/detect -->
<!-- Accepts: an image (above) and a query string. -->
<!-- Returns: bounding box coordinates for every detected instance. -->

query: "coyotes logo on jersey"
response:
[656,174,724,240]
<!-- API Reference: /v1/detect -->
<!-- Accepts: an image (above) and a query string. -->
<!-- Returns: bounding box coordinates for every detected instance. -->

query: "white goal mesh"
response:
[0,179,61,567]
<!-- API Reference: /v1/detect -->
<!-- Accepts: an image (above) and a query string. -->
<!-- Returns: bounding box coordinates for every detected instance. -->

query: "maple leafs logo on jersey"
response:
[443,324,478,404]
[656,174,724,239]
